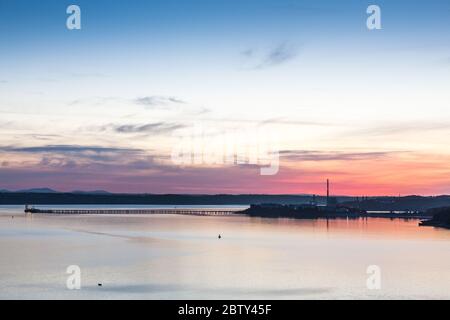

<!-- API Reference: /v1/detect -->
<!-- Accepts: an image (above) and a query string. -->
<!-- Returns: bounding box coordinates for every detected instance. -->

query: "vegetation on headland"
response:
[239,203,367,219]
[239,203,431,220]
[420,207,450,229]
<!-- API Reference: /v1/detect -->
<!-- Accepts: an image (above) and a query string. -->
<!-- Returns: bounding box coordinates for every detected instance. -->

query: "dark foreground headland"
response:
[239,203,431,220]
[420,207,450,229]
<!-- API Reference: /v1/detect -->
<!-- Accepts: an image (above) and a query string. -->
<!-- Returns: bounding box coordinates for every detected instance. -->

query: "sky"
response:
[0,0,449,195]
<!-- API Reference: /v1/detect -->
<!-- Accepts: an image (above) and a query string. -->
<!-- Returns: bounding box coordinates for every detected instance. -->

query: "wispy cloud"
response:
[260,43,298,68]
[0,145,141,154]
[241,48,254,58]
[110,122,187,134]
[13,134,62,141]
[134,96,186,108]
[353,122,450,137]
[259,117,330,127]
[0,144,148,163]
[68,96,123,106]
[279,150,407,162]
[0,121,15,128]
[0,144,157,171]
[68,95,186,107]
[243,43,300,70]
[132,95,209,115]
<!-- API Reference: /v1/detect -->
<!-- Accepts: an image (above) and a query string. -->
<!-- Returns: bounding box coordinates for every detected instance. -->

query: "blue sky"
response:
[0,0,449,194]
[1,0,449,63]
[1,1,449,99]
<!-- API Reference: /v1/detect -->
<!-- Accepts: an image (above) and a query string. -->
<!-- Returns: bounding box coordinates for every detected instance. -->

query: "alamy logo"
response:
[66,5,81,30]
[171,125,280,176]
[366,265,381,290]
[66,265,81,290]
[367,5,382,30]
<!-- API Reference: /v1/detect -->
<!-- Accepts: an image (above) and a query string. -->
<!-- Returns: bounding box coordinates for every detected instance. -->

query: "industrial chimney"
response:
[326,179,330,206]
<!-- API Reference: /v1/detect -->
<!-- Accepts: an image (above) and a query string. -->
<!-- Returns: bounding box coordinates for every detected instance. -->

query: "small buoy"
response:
[98,283,102,287]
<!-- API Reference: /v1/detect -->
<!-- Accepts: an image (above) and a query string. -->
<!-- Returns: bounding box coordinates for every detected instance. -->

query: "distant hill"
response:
[0,188,111,195]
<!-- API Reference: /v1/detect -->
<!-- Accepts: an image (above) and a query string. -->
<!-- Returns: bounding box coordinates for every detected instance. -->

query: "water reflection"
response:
[0,206,450,299]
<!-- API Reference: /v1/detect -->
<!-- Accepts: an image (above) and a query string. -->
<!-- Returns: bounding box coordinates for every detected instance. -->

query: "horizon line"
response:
[1,189,449,198]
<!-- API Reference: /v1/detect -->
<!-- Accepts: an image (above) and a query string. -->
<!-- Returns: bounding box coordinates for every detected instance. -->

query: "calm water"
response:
[1,205,450,300]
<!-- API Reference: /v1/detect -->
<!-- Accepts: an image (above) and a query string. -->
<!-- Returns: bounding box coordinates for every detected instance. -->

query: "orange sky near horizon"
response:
[0,147,449,196]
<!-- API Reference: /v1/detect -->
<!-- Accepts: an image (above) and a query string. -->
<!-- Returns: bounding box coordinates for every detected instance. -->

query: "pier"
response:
[24,206,240,216]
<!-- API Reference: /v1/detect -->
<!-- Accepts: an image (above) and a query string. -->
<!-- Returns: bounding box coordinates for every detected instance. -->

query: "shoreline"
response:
[239,204,431,222]
[419,220,450,229]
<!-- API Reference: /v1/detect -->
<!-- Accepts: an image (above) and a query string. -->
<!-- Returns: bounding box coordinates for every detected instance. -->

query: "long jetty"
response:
[24,207,241,216]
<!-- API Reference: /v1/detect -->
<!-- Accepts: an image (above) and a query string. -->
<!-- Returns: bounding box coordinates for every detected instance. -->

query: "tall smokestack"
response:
[326,179,329,206]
